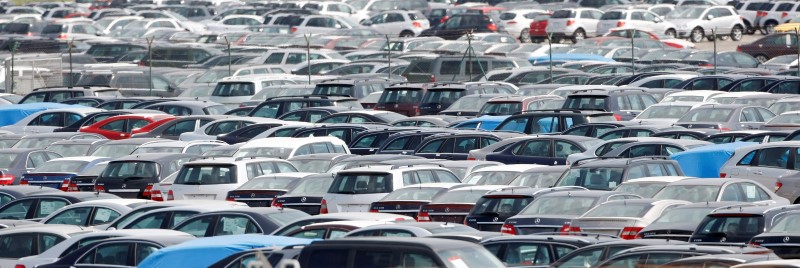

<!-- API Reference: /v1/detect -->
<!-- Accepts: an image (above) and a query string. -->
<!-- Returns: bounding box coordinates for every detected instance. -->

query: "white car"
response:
[500,9,548,41]
[167,157,299,201]
[208,75,301,109]
[0,224,91,268]
[569,199,690,239]
[131,140,226,155]
[708,92,771,104]
[207,15,264,31]
[40,199,148,227]
[597,9,678,37]
[178,117,287,141]
[234,136,351,159]
[116,204,251,229]
[15,229,191,268]
[321,165,461,213]
[612,176,693,198]
[546,8,605,43]
[756,1,799,34]
[364,10,430,37]
[566,137,680,165]
[626,74,699,88]
[667,5,746,42]
[660,90,723,103]
[0,107,102,134]
[288,15,354,35]
[462,164,543,185]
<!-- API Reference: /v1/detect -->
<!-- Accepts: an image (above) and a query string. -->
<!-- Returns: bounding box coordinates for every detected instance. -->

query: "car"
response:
[495,110,616,135]
[418,82,515,116]
[178,117,287,141]
[462,164,540,185]
[0,107,103,134]
[53,110,163,133]
[168,157,299,201]
[0,192,119,221]
[37,235,195,268]
[546,8,605,43]
[344,221,479,237]
[749,210,800,259]
[0,224,95,268]
[485,135,602,165]
[143,100,229,116]
[12,133,106,149]
[402,55,521,83]
[248,96,361,119]
[597,9,677,37]
[79,113,176,140]
[89,138,169,158]
[668,5,746,42]
[481,234,619,267]
[287,154,354,173]
[690,204,800,244]
[19,156,110,189]
[225,172,314,207]
[660,254,779,268]
[418,13,502,40]
[40,199,147,227]
[413,131,522,161]
[364,10,430,37]
[0,185,57,207]
[599,139,712,159]
[631,102,707,125]
[172,207,308,237]
[554,156,685,191]
[0,148,63,185]
[465,187,585,232]
[44,139,110,157]
[369,183,466,219]
[673,104,776,131]
[93,153,197,199]
[568,199,691,239]
[551,239,690,268]
[279,106,356,123]
[637,202,750,241]
[651,128,722,140]
[417,185,526,223]
[737,33,800,63]
[594,244,770,268]
[19,87,120,104]
[234,136,350,159]
[613,176,693,198]
[721,141,800,201]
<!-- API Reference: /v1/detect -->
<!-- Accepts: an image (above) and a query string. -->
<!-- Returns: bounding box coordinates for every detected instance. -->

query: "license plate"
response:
[186,194,215,200]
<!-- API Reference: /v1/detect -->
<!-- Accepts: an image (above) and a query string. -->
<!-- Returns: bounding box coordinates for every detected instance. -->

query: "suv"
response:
[374,83,429,116]
[40,21,101,40]
[722,142,800,202]
[248,95,361,118]
[466,187,582,232]
[478,95,565,116]
[562,88,659,121]
[167,157,299,201]
[690,204,800,244]
[554,156,685,190]
[85,43,146,63]
[321,165,461,213]
[494,110,616,134]
[546,8,605,43]
[668,5,746,42]
[598,9,677,36]
[413,132,522,160]
[142,46,220,67]
[755,1,799,35]
[93,153,196,199]
[312,78,390,100]
[418,13,501,40]
[19,86,120,104]
[419,82,516,115]
[375,129,457,155]
[402,55,520,83]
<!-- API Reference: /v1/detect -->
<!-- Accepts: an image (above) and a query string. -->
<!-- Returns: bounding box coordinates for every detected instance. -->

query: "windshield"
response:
[195,70,229,83]
[330,173,392,194]
[464,171,521,185]
[45,144,91,157]
[652,206,716,225]
[583,203,652,218]
[667,7,706,19]
[472,196,533,217]
[133,147,183,154]
[422,90,464,105]
[445,95,493,111]
[235,147,293,159]
[313,85,353,97]
[100,161,159,179]
[556,167,624,190]
[212,82,255,97]
[769,214,800,233]
[174,165,235,185]
[614,182,667,198]
[239,177,297,190]
[563,96,606,110]
[378,89,422,104]
[91,144,140,158]
[79,162,108,177]
[509,171,565,188]
[653,185,720,202]
[520,196,597,216]
[479,102,521,116]
[433,190,487,204]
[286,176,334,195]
[695,215,764,241]
[637,106,693,119]
[381,187,442,201]
[678,108,734,123]
[289,159,332,173]
[32,160,86,173]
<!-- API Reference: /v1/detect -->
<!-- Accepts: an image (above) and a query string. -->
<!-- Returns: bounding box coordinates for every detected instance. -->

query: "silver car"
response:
[673,104,776,131]
[545,8,604,43]
[667,5,746,42]
[721,141,800,202]
[569,199,691,239]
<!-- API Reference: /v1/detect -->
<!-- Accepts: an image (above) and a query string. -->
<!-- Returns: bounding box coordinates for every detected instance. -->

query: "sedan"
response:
[80,114,176,140]
[652,178,790,205]
[568,199,691,240]
[0,192,119,221]
[172,208,308,238]
[0,185,57,207]
[20,156,110,189]
[344,221,479,237]
[0,148,63,185]
[41,199,146,227]
[37,235,194,268]
[637,202,748,241]
[485,135,602,165]
[0,224,93,268]
[673,104,776,131]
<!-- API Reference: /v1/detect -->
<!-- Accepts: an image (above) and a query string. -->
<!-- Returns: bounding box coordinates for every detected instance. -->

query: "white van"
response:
[234,137,351,159]
[321,165,462,213]
[167,157,299,200]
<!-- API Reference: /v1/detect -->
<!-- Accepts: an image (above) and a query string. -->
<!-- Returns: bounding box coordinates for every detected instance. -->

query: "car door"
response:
[174,214,217,238]
[739,107,765,130]
[29,112,64,127]
[0,233,37,260]
[74,242,134,267]
[95,118,127,138]
[416,137,454,159]
[511,139,553,164]
[450,136,480,160]
[737,147,795,189]
[584,10,603,36]
[554,140,583,165]
[161,120,197,139]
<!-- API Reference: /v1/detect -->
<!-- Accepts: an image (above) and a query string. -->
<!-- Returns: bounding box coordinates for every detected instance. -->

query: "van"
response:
[234,137,351,159]
[401,55,520,83]
[143,46,220,67]
[374,83,430,116]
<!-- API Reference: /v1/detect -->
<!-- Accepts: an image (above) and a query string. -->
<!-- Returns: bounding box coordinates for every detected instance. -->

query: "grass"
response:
[10,0,70,6]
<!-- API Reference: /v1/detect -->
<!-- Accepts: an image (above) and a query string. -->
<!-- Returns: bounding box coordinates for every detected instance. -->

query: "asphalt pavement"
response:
[692,33,760,52]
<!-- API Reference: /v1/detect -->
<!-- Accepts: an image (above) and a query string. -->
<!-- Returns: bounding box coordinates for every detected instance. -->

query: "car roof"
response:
[111,153,196,162]
[310,237,480,250]
[623,176,694,183]
[473,164,543,173]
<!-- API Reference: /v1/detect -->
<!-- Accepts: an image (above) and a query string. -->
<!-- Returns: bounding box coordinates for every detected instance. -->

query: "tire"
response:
[764,21,778,35]
[717,35,729,41]
[731,25,744,41]
[744,21,756,35]
[665,29,676,38]
[755,54,769,63]
[690,27,704,43]
[399,31,414,38]
[571,28,585,44]
[520,29,531,43]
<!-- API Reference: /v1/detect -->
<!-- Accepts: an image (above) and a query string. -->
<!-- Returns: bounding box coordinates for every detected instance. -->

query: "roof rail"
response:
[390,163,445,169]
[711,203,761,213]
[763,204,800,214]
[571,156,622,166]
[233,155,283,161]
[627,156,670,164]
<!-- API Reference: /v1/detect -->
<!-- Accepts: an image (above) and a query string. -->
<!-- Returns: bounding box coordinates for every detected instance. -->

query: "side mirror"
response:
[706,14,715,20]
[653,17,662,23]
[362,20,372,26]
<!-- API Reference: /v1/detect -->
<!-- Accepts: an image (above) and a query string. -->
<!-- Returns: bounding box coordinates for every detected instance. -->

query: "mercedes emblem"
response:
[493,217,499,222]
[251,193,256,198]
[534,218,541,224]
[445,207,450,213]
[396,204,401,209]
[121,184,126,189]
[300,197,306,202]
[721,237,727,242]
[785,236,791,243]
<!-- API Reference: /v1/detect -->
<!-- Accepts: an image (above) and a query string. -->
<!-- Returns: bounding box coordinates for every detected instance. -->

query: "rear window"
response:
[212,82,255,97]
[479,102,521,116]
[509,171,564,188]
[563,96,607,110]
[330,173,392,194]
[405,60,433,73]
[556,167,624,190]
[422,90,464,105]
[463,171,520,185]
[653,185,720,203]
[678,108,735,123]
[100,161,159,179]
[500,12,516,20]
[313,84,354,96]
[520,196,597,216]
[32,160,86,173]
[652,207,715,225]
[695,214,765,241]
[433,190,487,203]
[550,10,574,19]
[583,203,652,217]
[42,24,64,34]
[0,153,19,169]
[238,177,297,190]
[600,11,624,20]
[286,176,334,195]
[378,88,423,104]
[769,214,800,232]
[174,165,235,185]
[382,187,442,201]
[471,196,534,217]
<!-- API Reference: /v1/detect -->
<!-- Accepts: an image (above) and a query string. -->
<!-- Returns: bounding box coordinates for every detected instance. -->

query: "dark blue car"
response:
[485,135,602,165]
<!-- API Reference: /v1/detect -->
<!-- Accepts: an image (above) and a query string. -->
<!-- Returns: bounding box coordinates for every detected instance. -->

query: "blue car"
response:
[528,53,616,65]
[485,135,602,165]
[448,115,509,131]
[21,156,110,189]
[0,103,78,127]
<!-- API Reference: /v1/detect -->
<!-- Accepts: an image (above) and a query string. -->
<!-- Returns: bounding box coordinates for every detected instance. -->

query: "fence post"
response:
[225,36,231,77]
[385,34,391,80]
[712,29,717,75]
[68,39,74,87]
[147,37,154,96]
[546,33,553,81]
[10,42,16,94]
[304,34,311,85]
[630,29,635,75]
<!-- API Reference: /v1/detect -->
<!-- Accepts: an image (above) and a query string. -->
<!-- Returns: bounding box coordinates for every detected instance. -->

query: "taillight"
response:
[507,20,517,25]
[167,190,175,201]
[60,179,70,192]
[467,157,476,160]
[429,75,436,82]
[414,107,421,116]
[776,182,783,192]
[501,223,517,235]
[26,32,32,36]
[487,23,498,31]
[737,46,742,52]
[15,265,25,268]
[320,198,328,214]
[699,63,714,67]
[750,241,761,247]
[151,190,163,201]
[271,198,282,208]
[94,184,105,192]
[559,224,571,234]
[417,211,430,222]
[617,21,625,27]
[0,173,14,185]
[369,208,379,213]
[291,27,297,33]
[440,15,449,24]
[142,184,153,198]
[412,21,422,28]
[20,179,28,185]
[57,34,67,39]
[719,125,731,131]
[620,227,643,240]
[67,182,78,192]
[782,12,789,18]
[720,173,727,178]
[568,226,582,232]
[566,19,575,26]
[613,114,622,121]
[634,232,643,239]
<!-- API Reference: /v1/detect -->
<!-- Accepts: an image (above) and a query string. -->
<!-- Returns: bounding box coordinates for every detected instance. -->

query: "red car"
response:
[528,13,551,43]
[80,114,176,140]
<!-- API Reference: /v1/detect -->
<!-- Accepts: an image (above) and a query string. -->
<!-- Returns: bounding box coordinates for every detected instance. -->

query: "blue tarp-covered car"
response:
[0,103,78,127]
[670,142,759,178]
[138,234,315,268]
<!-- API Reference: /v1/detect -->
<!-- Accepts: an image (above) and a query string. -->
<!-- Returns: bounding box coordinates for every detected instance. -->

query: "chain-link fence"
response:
[4,54,63,95]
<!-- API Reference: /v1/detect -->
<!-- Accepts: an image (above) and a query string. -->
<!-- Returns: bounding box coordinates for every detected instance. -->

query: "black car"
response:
[413,131,522,160]
[419,82,516,115]
[561,122,633,138]
[673,75,749,91]
[53,110,132,132]
[292,124,388,145]
[0,192,119,221]
[562,88,659,121]
[761,78,800,94]
[495,110,616,135]
[551,239,690,268]
[554,156,685,191]
[130,115,228,140]
[85,43,146,63]
[312,78,389,99]
[597,126,685,141]
[143,100,229,116]
[277,106,353,123]
[638,202,747,241]
[704,131,762,144]
[266,173,336,215]
[481,234,619,267]
[59,96,120,107]
[217,122,287,144]
[375,129,459,155]
[721,76,786,92]
[0,185,57,207]
[419,13,502,40]
[651,129,722,140]
[502,191,643,235]
[248,96,360,119]
[172,207,308,237]
[690,204,800,245]
[208,246,303,268]
[38,235,194,268]
[92,153,197,199]
[45,139,110,157]
[466,187,583,232]
[225,173,310,207]
[347,127,417,155]
[485,135,602,165]
[749,210,800,259]
[369,184,467,219]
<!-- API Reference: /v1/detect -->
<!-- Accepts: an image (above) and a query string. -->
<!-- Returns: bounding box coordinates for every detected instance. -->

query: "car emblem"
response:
[43,176,46,180]
[667,230,671,234]
[688,124,693,128]
[445,207,450,213]
[720,237,726,242]
[300,197,306,202]
[534,218,541,224]
[785,236,791,243]
[396,204,401,210]
[251,193,256,198]
[121,184,126,189]
[493,217,499,222]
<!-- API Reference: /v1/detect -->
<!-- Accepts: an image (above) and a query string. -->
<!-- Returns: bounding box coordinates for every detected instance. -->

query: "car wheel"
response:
[665,29,676,38]
[744,21,756,35]
[764,21,777,35]
[520,29,531,43]
[731,25,743,41]
[755,54,769,63]
[399,31,414,38]
[690,27,704,43]
[571,28,585,44]
[717,35,729,41]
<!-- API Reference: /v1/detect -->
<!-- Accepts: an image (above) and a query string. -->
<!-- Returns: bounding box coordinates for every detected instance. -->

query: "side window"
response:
[517,140,551,157]
[0,199,34,220]
[628,145,659,158]
[164,120,196,136]
[415,170,436,183]
[721,184,744,201]
[453,137,479,154]
[401,252,439,268]
[354,250,395,267]
[264,53,284,64]
[417,139,444,154]
[100,119,126,132]
[31,112,63,126]
[402,172,420,185]
[738,151,757,166]
[503,243,552,266]
[645,163,666,177]
[39,234,66,253]
[756,147,790,169]
[740,183,770,202]
[554,141,582,158]
[627,165,648,180]
[135,243,160,265]
[92,208,121,225]
[175,215,215,237]
[213,215,260,236]
[35,199,69,219]
[79,243,131,266]
[0,234,35,258]
[434,170,459,183]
